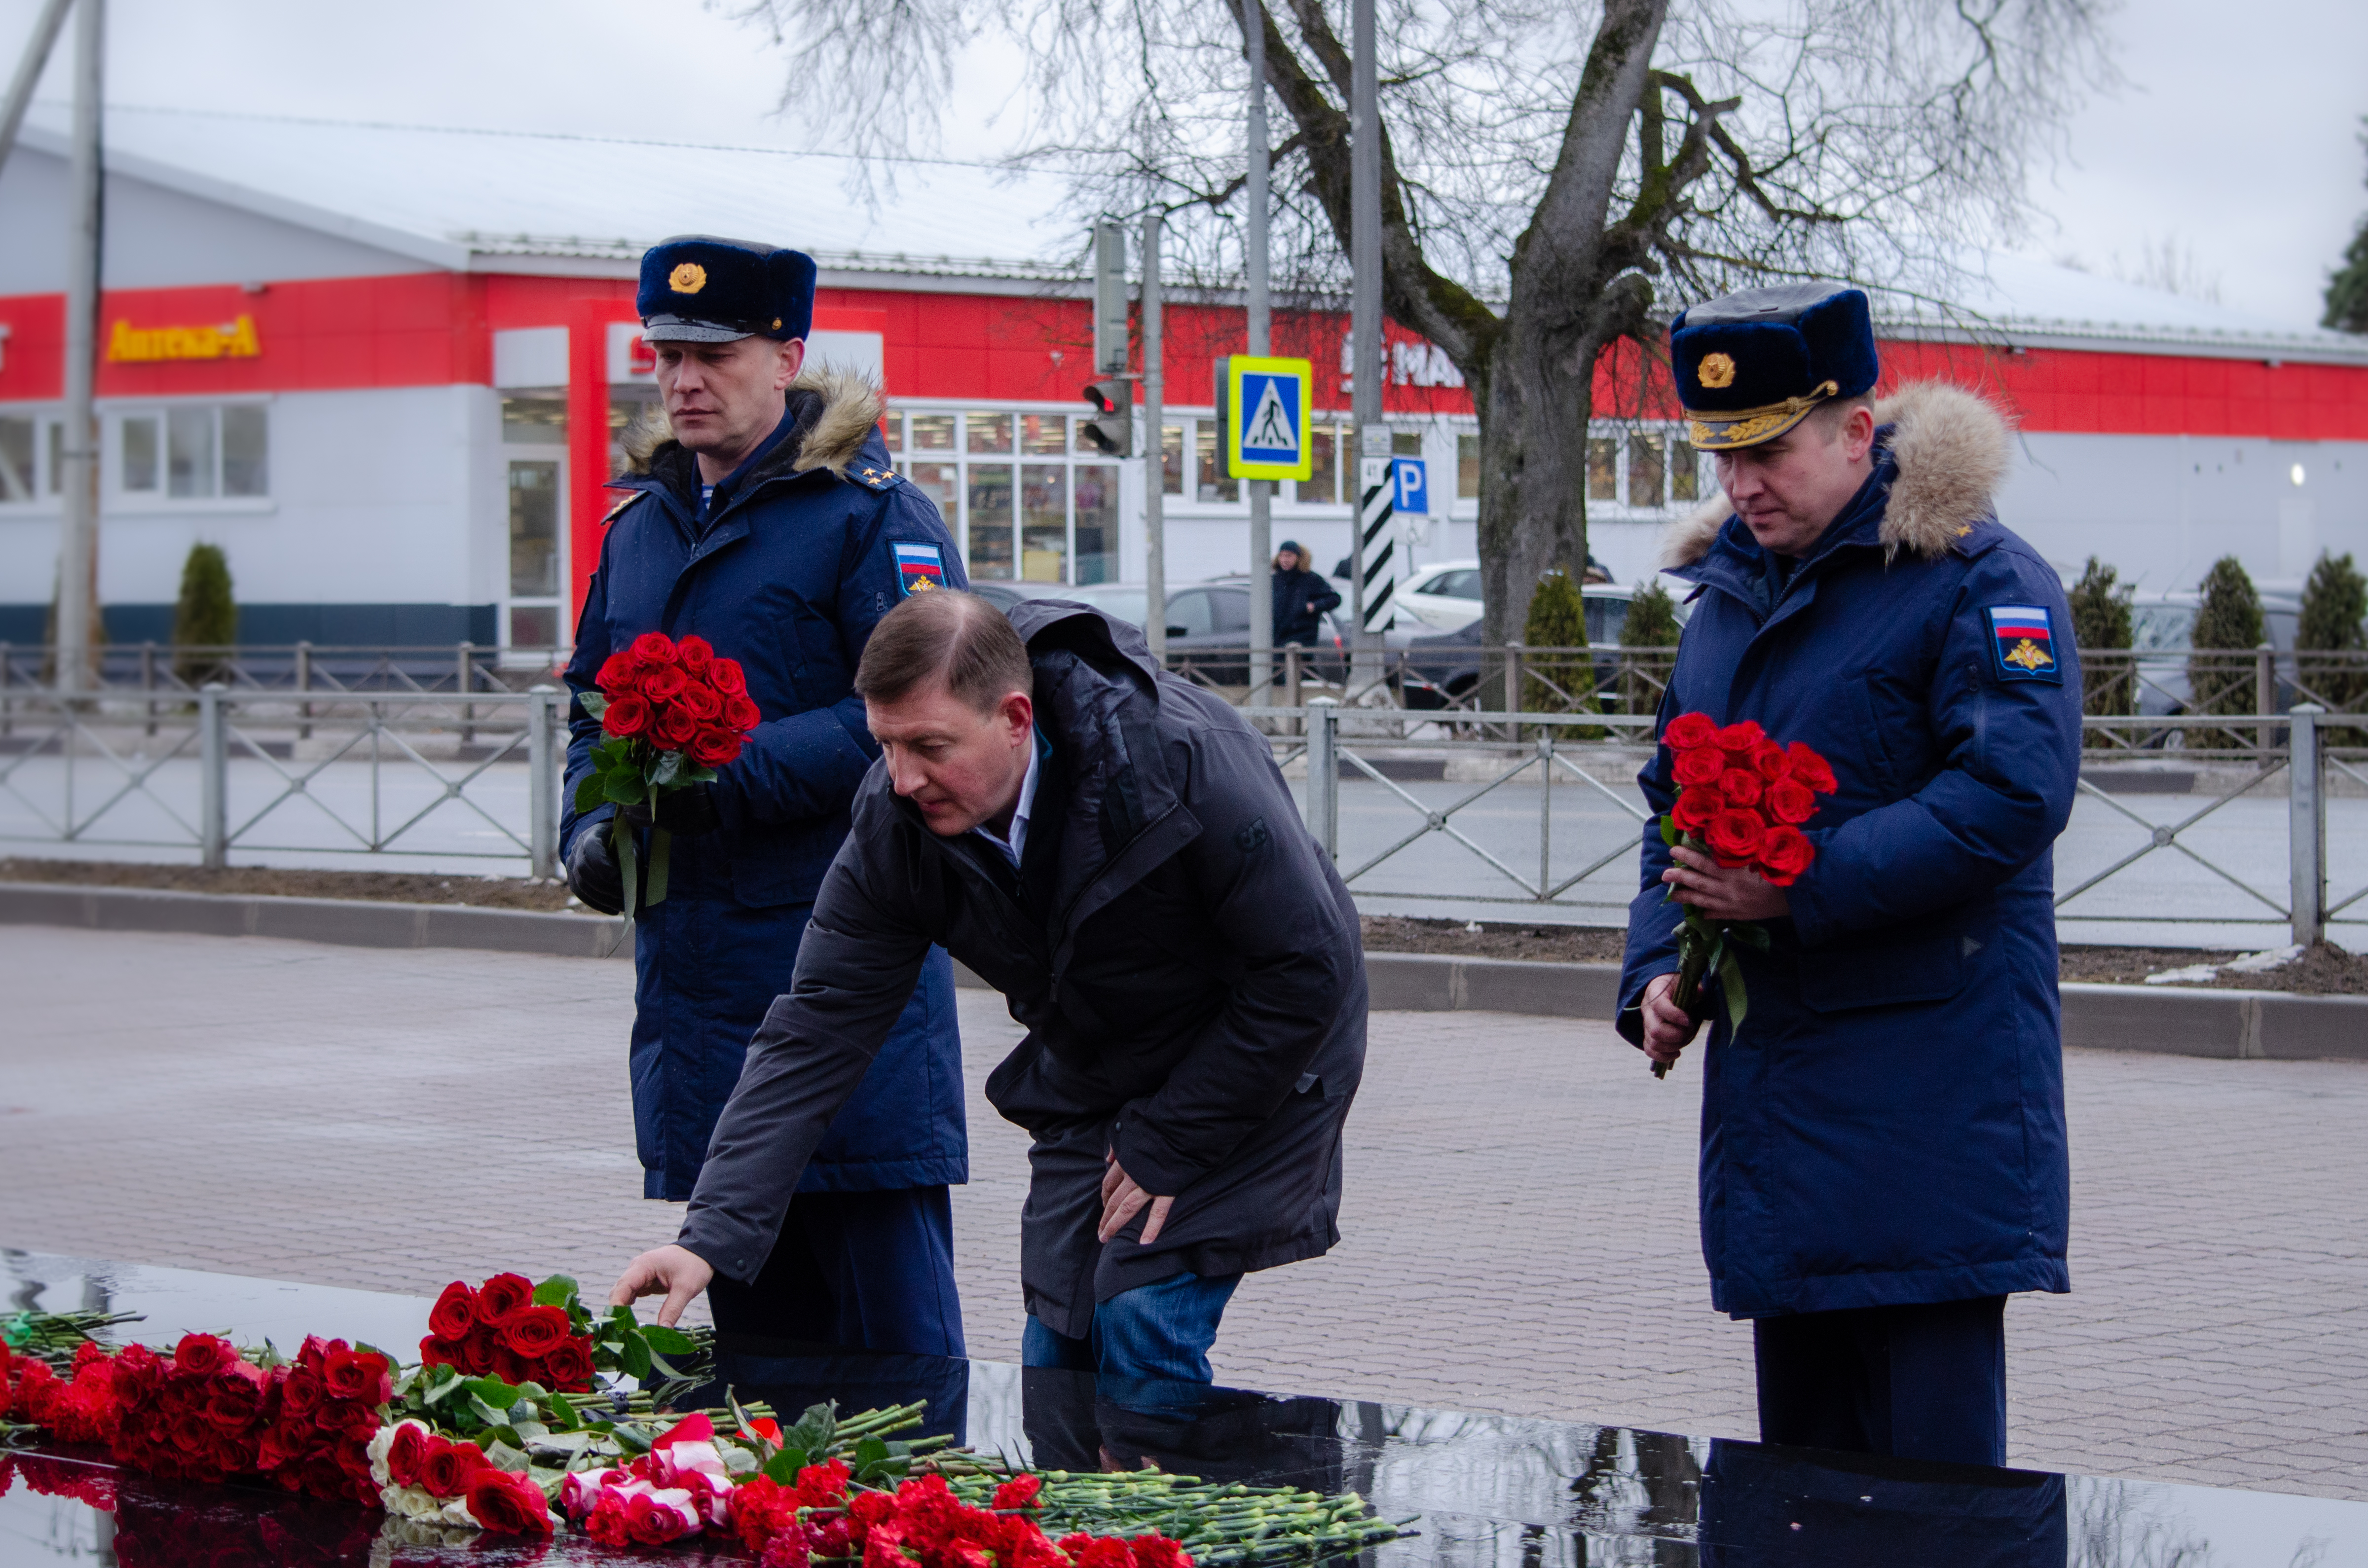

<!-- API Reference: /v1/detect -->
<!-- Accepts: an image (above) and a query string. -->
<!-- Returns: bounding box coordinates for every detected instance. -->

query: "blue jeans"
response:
[1020,1272,1242,1383]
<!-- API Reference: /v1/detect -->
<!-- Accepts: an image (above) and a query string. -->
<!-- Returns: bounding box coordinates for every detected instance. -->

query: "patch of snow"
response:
[2222,945,2305,974]
[2143,963,2225,985]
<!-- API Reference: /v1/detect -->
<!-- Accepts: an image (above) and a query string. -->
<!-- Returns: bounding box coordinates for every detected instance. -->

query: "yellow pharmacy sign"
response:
[1223,355,1313,481]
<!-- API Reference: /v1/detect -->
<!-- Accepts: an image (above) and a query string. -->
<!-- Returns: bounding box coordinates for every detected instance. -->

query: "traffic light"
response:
[1080,379,1133,457]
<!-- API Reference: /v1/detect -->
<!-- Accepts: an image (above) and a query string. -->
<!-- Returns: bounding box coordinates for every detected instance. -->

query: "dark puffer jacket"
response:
[680,602,1369,1338]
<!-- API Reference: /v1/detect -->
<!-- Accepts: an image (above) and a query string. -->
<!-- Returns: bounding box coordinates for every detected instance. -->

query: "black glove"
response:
[565,820,626,915]
[621,782,721,838]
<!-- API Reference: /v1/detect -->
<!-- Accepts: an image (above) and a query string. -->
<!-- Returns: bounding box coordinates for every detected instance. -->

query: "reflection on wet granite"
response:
[6,1250,2368,1568]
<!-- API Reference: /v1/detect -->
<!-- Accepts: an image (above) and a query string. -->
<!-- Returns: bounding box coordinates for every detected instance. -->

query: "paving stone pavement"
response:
[3,926,2364,1501]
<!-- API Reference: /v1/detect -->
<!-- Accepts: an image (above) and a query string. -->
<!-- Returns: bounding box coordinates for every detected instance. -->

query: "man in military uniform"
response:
[1618,283,2081,1465]
[562,236,970,1354]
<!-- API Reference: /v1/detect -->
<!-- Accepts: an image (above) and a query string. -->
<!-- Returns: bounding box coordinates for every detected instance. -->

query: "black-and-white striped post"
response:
[1357,457,1398,634]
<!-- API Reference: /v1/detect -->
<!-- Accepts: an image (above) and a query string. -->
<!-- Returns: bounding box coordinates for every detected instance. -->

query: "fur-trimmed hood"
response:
[1659,380,2012,569]
[621,366,887,480]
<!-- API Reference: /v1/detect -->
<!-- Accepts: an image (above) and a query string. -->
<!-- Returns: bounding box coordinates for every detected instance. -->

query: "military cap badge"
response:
[1698,353,1736,390]
[669,263,708,295]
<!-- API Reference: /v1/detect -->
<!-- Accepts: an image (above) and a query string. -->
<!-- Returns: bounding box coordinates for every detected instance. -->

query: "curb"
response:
[0,881,629,960]
[6,881,2364,1061]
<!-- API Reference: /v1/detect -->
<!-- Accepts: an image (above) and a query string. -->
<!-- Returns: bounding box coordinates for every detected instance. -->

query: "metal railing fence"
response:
[0,684,565,877]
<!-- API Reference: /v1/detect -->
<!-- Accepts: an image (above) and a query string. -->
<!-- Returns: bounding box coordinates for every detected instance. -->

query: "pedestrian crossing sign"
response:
[1223,355,1314,481]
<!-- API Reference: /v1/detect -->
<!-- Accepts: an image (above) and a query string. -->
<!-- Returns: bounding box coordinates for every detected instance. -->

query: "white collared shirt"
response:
[970,729,1043,868]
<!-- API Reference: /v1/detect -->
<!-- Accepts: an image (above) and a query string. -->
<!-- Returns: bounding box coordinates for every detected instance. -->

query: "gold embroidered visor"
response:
[1686,379,1841,451]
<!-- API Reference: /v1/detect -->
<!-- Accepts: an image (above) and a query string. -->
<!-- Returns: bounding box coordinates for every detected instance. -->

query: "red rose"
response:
[1669,786,1725,836]
[627,1489,700,1545]
[1671,746,1725,787]
[476,1273,534,1323]
[1786,741,1839,794]
[1757,824,1815,884]
[629,631,678,668]
[421,1436,488,1498]
[387,1422,430,1489]
[640,663,690,703]
[498,1304,571,1360]
[1766,777,1817,825]
[540,1337,594,1391]
[603,693,652,739]
[723,693,762,731]
[651,702,700,748]
[494,1348,534,1386]
[594,651,641,695]
[1704,808,1766,867]
[674,681,723,722]
[587,1491,633,1548]
[688,727,744,768]
[466,1468,555,1536]
[461,1325,500,1377]
[676,635,716,676]
[322,1347,389,1405]
[1663,711,1719,751]
[709,657,748,696]
[428,1281,477,1341]
[1750,738,1791,780]
[420,1336,468,1371]
[1713,720,1766,751]
[203,1367,265,1432]
[1717,768,1762,808]
[173,1335,236,1379]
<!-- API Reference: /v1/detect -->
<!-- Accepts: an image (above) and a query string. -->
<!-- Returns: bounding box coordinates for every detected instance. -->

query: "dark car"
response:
[974,578,1348,689]
[1395,583,1685,712]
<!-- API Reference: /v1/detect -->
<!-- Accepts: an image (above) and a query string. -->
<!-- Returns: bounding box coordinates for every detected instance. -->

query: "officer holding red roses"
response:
[1616,283,2081,1467]
[560,236,970,1357]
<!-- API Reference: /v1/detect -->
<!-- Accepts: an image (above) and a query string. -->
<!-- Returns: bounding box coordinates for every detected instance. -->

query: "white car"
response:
[1394,559,1486,630]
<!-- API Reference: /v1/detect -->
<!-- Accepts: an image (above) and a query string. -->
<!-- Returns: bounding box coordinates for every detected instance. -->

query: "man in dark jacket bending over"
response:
[613,591,1368,1383]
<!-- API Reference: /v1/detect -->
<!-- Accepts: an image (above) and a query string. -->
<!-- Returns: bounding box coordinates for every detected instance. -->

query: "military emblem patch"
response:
[893,541,947,597]
[1986,604,2062,684]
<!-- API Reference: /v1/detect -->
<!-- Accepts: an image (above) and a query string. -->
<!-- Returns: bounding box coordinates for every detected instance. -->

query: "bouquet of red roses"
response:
[1653,711,1838,1075]
[577,632,761,915]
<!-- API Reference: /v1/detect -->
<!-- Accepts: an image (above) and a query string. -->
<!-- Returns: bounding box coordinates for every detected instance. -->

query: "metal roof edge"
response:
[14,125,473,275]
[1877,314,2368,368]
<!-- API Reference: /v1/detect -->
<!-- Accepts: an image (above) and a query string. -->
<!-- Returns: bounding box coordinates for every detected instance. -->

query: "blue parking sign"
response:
[1391,457,1429,514]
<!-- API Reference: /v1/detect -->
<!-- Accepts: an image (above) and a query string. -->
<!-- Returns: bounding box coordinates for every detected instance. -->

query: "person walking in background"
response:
[1618,283,2081,1466]
[1270,542,1341,653]
[561,235,971,1356]
[610,590,1368,1385]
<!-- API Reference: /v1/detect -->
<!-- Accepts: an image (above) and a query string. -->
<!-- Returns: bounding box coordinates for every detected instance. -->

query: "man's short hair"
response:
[854,590,1033,714]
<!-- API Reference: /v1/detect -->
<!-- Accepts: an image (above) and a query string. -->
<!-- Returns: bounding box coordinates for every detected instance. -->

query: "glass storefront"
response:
[885,409,1122,585]
[501,391,567,650]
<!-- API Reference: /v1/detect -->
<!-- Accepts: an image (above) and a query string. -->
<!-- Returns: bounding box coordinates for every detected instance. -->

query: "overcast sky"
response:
[3,0,2364,329]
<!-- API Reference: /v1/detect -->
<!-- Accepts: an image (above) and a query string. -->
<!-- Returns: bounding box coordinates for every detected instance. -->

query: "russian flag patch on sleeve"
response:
[1986,603,2061,683]
[893,542,947,597]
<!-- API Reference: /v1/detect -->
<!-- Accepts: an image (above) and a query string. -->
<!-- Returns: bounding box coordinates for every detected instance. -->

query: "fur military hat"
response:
[1668,283,1879,450]
[637,236,817,343]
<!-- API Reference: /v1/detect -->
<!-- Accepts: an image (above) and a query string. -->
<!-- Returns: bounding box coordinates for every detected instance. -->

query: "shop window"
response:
[1457,434,1480,498]
[510,606,559,646]
[1587,438,1618,502]
[1304,427,1339,505]
[1021,465,1067,582]
[1074,464,1118,584]
[1393,431,1423,457]
[1159,425,1184,496]
[1670,438,1701,503]
[503,395,568,445]
[118,405,268,499]
[1023,414,1067,456]
[966,413,1013,454]
[1194,424,1238,503]
[967,465,1015,579]
[881,411,903,453]
[910,413,955,451]
[0,417,32,502]
[510,461,560,598]
[908,463,958,530]
[1628,433,1664,508]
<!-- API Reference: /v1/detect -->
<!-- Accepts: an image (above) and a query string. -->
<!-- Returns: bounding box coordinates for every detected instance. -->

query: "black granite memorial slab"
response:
[5,1250,2364,1567]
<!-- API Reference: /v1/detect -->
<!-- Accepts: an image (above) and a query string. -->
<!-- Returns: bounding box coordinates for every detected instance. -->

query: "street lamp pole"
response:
[55,0,104,693]
[1349,0,1381,677]
[1242,0,1273,702]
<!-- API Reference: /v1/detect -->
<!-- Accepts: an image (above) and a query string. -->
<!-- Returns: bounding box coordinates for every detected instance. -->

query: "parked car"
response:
[1395,559,1485,631]
[967,579,1150,626]
[2124,588,2301,717]
[1393,582,1690,711]
[970,577,1348,686]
